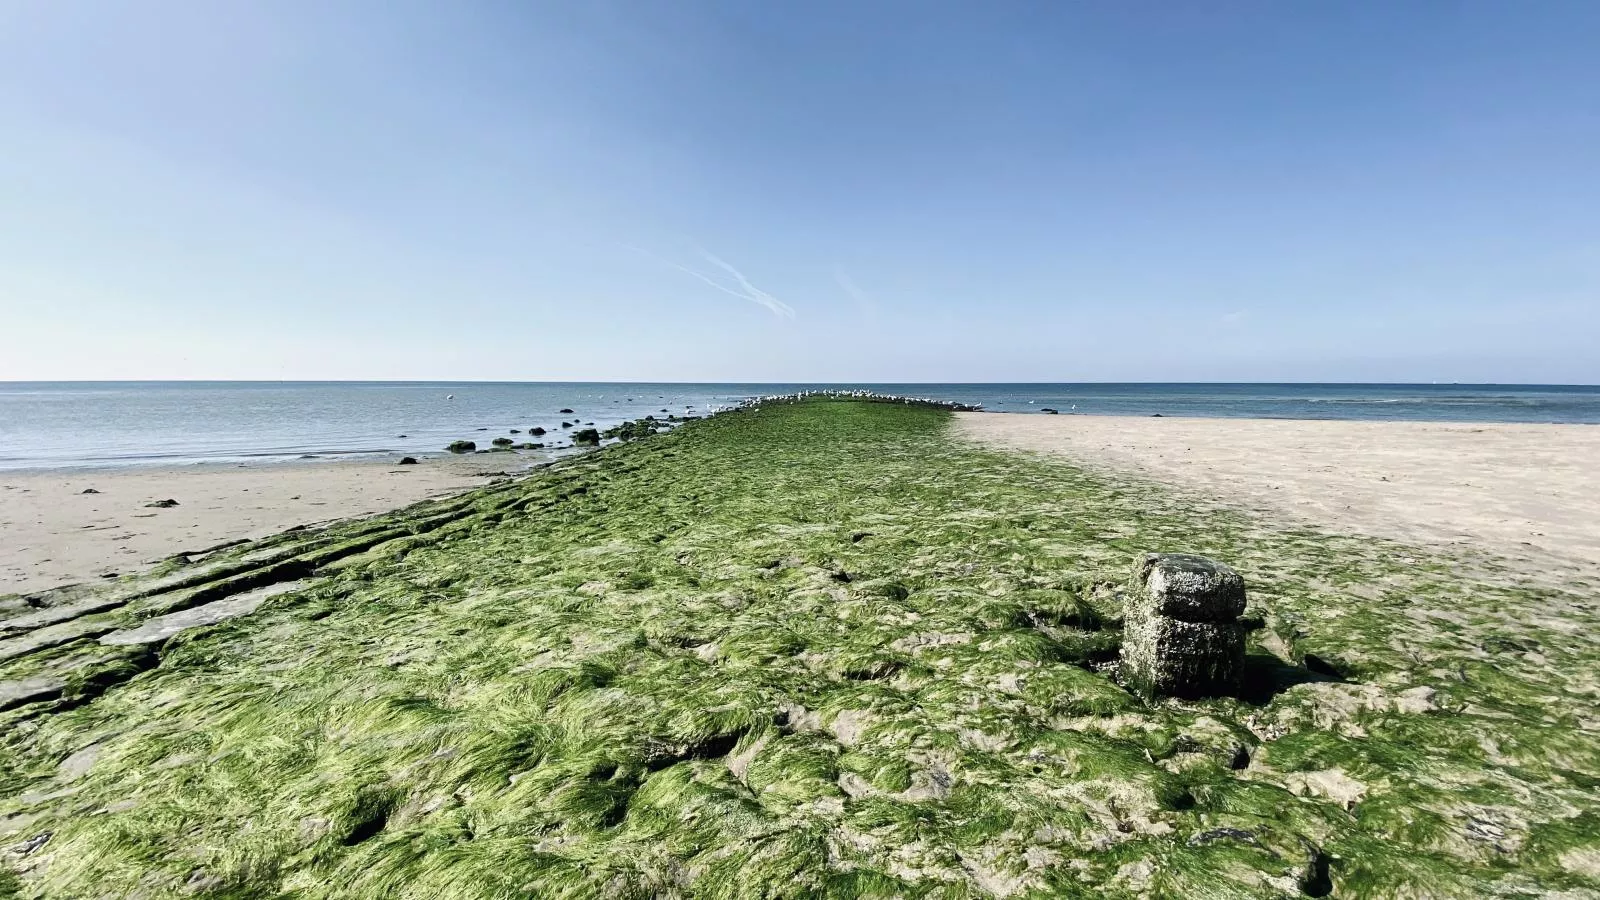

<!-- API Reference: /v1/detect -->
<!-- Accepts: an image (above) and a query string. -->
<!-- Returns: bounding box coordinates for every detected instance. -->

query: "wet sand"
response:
[954,413,1600,582]
[0,454,531,595]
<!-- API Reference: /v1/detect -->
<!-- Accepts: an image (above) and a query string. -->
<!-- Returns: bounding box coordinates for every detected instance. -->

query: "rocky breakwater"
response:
[1122,552,1248,699]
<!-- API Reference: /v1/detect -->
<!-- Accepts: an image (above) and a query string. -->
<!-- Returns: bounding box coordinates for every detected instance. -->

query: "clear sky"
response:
[2,1,1596,383]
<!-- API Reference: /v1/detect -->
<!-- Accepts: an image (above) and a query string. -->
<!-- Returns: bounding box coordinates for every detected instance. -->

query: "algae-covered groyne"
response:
[2,400,1596,898]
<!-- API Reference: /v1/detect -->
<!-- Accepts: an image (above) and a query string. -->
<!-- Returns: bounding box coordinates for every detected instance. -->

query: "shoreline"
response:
[4,408,1596,474]
[955,411,1600,585]
[8,408,1599,596]
[0,453,539,596]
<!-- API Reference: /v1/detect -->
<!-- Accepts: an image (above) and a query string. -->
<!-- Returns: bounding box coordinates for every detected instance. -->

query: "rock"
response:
[529,427,546,436]
[9,831,51,857]
[397,434,407,438]
[397,457,418,465]
[491,437,514,447]
[573,428,601,446]
[1187,827,1259,847]
[561,421,572,428]
[1121,553,1247,699]
[559,408,574,414]
[510,429,521,434]
[100,580,309,647]
[145,499,179,508]
[1040,408,1059,414]
[1132,553,1246,621]
[446,440,476,453]
[81,488,100,494]
[0,677,66,712]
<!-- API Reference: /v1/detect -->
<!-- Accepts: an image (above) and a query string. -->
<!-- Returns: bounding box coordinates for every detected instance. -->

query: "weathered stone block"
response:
[1123,553,1247,699]
[1132,553,1246,622]
[1122,616,1246,699]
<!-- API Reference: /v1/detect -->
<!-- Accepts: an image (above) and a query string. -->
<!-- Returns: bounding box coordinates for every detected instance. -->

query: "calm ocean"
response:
[1,382,1596,471]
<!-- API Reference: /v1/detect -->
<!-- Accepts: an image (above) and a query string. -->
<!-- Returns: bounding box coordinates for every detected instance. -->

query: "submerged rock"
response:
[446,440,476,454]
[559,408,574,414]
[491,437,514,447]
[573,428,601,446]
[529,427,546,436]
[1121,553,1247,699]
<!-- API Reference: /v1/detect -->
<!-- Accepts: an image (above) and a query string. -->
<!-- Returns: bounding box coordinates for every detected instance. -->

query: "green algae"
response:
[0,399,1596,898]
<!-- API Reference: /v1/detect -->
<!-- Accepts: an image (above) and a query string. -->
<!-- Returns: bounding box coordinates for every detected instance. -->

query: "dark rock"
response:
[446,440,476,453]
[559,408,574,414]
[1228,742,1251,770]
[561,421,572,428]
[530,427,547,436]
[573,428,601,446]
[1151,413,1164,417]
[1482,636,1538,654]
[397,457,418,465]
[850,531,873,543]
[491,437,514,447]
[1188,828,1259,847]
[145,499,180,509]
[397,434,407,438]
[9,831,52,857]
[81,488,100,494]
[510,429,521,434]
[1040,408,1059,414]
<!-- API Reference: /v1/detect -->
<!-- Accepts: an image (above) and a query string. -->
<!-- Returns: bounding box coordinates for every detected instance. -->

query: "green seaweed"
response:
[0,399,1595,898]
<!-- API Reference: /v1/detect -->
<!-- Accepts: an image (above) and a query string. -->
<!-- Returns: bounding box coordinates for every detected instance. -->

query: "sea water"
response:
[1,382,1596,471]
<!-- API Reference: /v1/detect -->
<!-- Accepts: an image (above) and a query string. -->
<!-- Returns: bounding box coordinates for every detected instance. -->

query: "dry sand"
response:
[0,454,531,596]
[955,412,1600,582]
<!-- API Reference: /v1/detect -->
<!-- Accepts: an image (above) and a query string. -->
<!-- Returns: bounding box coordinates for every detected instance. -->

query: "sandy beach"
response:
[955,412,1600,583]
[0,454,532,596]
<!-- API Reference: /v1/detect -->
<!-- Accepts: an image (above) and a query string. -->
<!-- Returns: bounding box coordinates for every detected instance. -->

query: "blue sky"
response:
[2,1,1596,382]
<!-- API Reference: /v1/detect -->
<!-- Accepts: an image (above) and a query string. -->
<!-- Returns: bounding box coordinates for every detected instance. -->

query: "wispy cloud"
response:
[833,267,876,316]
[1221,309,1248,324]
[628,245,795,319]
